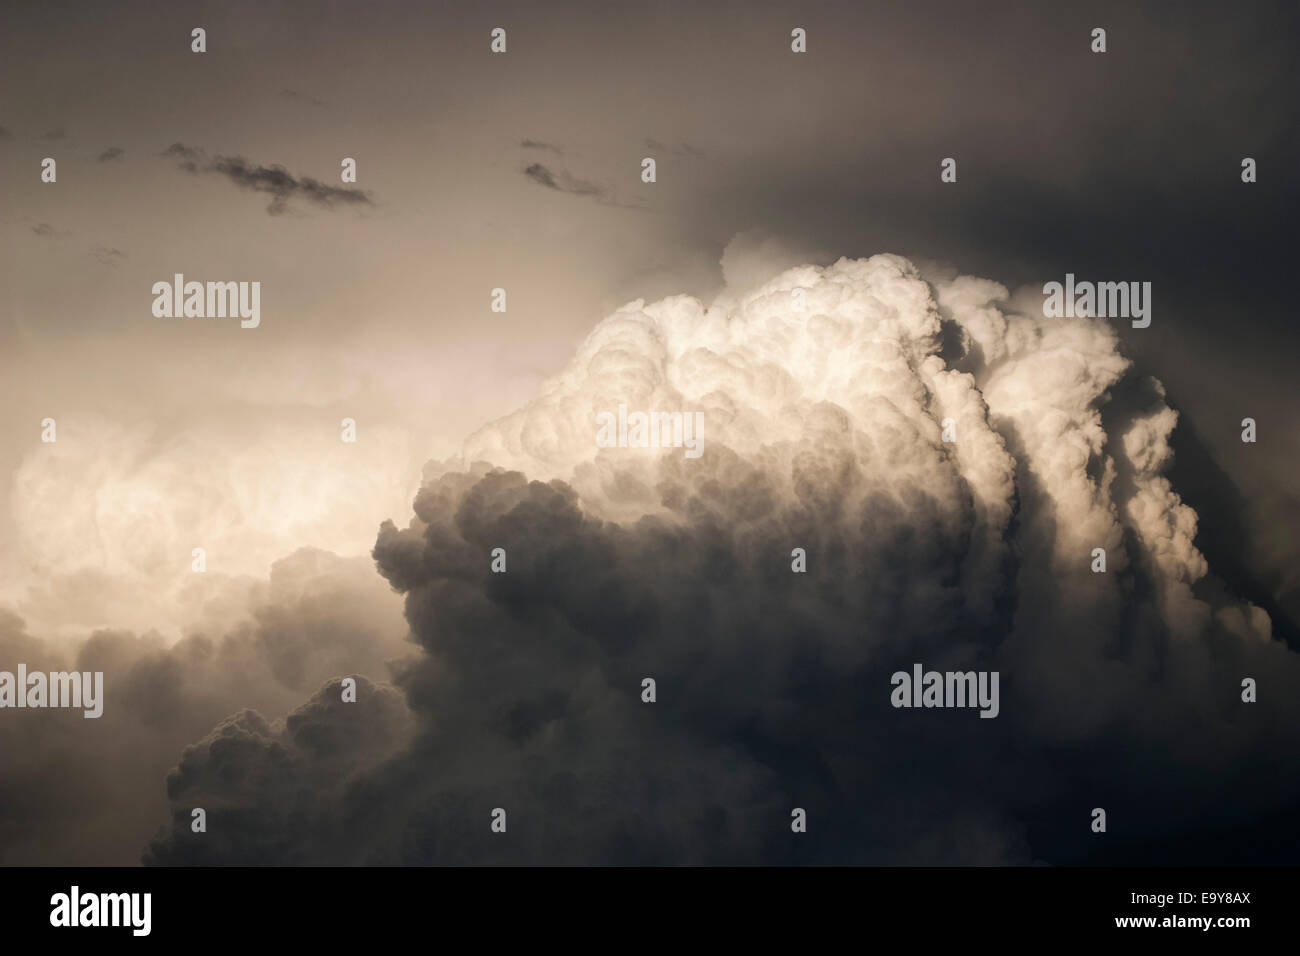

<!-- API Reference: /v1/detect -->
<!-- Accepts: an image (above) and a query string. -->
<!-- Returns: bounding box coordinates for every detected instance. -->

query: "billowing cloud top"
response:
[461,253,1241,643]
[142,253,1300,865]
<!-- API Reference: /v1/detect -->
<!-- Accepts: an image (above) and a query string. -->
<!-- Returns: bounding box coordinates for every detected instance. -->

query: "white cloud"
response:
[462,249,1269,646]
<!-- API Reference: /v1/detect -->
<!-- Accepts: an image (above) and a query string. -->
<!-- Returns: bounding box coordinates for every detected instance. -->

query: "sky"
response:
[1,0,1298,865]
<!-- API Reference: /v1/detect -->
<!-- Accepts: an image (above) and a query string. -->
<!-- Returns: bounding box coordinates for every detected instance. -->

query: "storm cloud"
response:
[0,549,410,865]
[4,0,1296,870]
[142,254,1300,865]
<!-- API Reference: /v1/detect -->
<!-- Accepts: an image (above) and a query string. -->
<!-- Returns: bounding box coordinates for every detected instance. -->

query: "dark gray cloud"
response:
[0,549,410,865]
[144,677,413,866]
[38,127,66,141]
[140,444,1300,864]
[97,146,124,163]
[522,162,602,197]
[209,155,372,215]
[161,141,202,172]
[522,162,643,210]
[163,142,373,215]
[30,223,55,238]
[521,139,561,153]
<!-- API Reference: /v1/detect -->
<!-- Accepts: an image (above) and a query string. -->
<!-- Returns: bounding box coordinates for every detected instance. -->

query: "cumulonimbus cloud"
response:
[140,252,1300,865]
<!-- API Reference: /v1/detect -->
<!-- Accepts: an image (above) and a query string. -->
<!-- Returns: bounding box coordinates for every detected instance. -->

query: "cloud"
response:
[522,162,602,197]
[38,127,67,141]
[718,229,830,296]
[6,414,423,641]
[162,142,372,215]
[97,147,124,163]
[31,223,56,238]
[161,142,202,172]
[141,251,1300,865]
[0,548,412,865]
[143,677,413,865]
[0,125,12,141]
[522,162,643,210]
[520,139,561,153]
[209,156,372,215]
